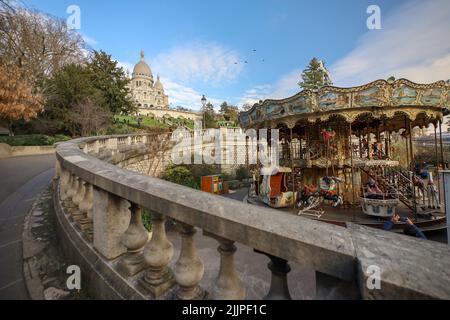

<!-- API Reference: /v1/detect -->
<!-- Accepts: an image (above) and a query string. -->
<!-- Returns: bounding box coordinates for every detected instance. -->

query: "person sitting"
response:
[364,178,383,199]
[383,214,427,240]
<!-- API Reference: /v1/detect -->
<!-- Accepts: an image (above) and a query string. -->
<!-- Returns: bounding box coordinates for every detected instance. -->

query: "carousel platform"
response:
[246,195,446,233]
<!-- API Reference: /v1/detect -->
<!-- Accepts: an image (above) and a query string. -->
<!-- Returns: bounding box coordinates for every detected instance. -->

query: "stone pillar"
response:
[117,203,150,276]
[205,233,245,300]
[254,249,292,300]
[173,223,206,300]
[93,187,131,259]
[140,212,175,298]
[127,136,132,145]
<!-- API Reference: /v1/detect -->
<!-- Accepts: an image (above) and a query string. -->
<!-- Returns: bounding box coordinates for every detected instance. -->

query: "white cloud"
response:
[331,0,450,86]
[163,80,204,109]
[164,79,223,110]
[238,85,273,106]
[237,69,301,107]
[117,61,134,76]
[152,42,244,86]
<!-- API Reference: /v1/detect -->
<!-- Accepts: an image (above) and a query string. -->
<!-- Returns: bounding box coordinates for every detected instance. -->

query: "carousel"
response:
[240,77,450,232]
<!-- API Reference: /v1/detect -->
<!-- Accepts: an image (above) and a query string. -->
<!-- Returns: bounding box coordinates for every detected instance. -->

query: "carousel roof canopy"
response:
[238,78,450,131]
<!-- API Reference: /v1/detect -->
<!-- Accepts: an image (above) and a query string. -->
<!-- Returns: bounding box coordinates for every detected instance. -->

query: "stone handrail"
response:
[55,133,450,300]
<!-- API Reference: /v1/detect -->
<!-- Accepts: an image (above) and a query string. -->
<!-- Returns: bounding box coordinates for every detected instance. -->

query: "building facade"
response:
[129,50,169,109]
[128,51,202,121]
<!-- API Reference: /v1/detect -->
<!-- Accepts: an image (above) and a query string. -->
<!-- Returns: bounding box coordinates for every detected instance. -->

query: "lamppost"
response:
[201,94,207,129]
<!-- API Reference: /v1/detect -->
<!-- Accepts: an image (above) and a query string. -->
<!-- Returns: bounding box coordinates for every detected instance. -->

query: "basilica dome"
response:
[132,50,153,80]
[154,75,164,90]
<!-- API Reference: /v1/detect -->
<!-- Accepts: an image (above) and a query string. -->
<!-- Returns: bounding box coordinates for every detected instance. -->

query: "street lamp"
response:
[201,94,207,128]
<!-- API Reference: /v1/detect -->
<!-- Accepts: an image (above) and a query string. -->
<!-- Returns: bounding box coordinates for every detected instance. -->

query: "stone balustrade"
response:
[54,133,450,300]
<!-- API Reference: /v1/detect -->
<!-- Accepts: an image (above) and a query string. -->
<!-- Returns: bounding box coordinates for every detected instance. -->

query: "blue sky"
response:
[22,0,450,110]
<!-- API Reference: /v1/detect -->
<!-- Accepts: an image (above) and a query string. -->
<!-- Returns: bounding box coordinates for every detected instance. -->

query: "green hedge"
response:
[0,134,71,146]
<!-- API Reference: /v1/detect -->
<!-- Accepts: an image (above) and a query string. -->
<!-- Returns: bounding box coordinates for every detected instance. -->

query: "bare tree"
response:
[72,97,112,137]
[0,1,86,90]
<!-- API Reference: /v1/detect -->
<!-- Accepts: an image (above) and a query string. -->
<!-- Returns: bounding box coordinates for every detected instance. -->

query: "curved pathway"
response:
[0,154,55,299]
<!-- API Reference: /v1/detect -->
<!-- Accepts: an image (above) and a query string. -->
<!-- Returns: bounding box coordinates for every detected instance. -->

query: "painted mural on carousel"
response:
[239,78,450,128]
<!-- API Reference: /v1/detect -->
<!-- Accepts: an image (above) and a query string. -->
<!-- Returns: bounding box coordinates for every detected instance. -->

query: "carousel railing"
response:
[362,166,433,212]
[54,133,450,299]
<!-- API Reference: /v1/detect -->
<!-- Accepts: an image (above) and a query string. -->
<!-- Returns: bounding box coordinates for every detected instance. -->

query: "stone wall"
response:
[138,107,202,121]
[0,143,55,158]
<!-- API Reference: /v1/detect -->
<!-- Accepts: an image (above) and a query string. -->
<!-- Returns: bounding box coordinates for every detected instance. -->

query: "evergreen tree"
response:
[202,102,217,128]
[219,101,238,123]
[87,50,136,114]
[298,57,333,90]
[41,64,106,136]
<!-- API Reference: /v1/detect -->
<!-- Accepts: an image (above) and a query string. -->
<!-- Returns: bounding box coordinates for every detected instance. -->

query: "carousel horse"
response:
[298,176,343,208]
[298,184,318,207]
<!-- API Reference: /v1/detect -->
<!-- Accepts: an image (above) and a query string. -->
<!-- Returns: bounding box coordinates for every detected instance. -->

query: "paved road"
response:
[0,154,55,300]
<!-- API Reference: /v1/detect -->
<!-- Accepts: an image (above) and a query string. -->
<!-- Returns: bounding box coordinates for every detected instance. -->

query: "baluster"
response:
[205,233,246,300]
[78,183,94,236]
[108,137,118,150]
[71,180,87,222]
[59,169,72,201]
[173,223,206,300]
[94,140,100,153]
[64,176,80,216]
[66,175,78,201]
[254,250,292,299]
[72,179,85,206]
[140,212,175,298]
[118,203,149,276]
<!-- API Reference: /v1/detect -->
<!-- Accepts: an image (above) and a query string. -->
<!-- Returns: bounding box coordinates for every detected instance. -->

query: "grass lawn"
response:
[114,115,169,129]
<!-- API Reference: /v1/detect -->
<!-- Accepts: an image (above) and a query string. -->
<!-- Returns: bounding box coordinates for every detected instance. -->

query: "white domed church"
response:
[129,50,169,109]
